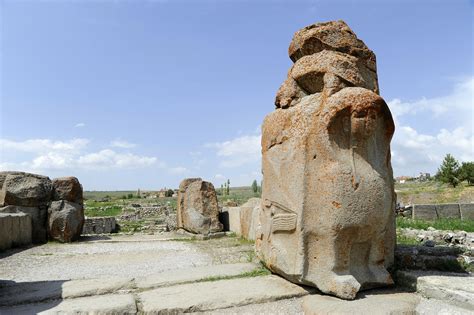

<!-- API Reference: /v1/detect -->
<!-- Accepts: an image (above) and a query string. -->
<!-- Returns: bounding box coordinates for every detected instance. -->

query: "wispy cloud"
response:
[110,139,137,149]
[206,134,261,168]
[74,122,86,128]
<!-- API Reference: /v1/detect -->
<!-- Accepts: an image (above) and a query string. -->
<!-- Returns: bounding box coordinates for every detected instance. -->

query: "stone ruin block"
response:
[460,203,474,221]
[0,172,84,244]
[436,203,460,219]
[177,178,223,234]
[0,213,32,251]
[256,20,396,300]
[220,207,241,235]
[412,204,438,221]
[82,217,117,235]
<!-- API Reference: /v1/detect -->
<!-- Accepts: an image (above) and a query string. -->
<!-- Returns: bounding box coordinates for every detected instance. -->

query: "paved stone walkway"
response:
[1,233,473,314]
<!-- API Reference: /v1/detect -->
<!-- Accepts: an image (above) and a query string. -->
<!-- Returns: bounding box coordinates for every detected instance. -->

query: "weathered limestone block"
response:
[412,204,438,221]
[48,200,84,242]
[177,178,223,234]
[240,198,261,241]
[82,217,117,235]
[460,203,474,220]
[0,205,48,243]
[52,176,83,205]
[0,213,32,251]
[436,203,460,219]
[257,20,395,300]
[0,172,53,207]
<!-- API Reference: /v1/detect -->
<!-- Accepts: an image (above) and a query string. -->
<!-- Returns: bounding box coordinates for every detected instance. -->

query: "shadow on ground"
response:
[0,279,65,314]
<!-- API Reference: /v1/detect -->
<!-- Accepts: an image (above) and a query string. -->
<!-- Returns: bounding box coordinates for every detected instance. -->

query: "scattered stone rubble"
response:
[0,172,84,248]
[177,178,223,234]
[82,217,117,235]
[256,20,396,300]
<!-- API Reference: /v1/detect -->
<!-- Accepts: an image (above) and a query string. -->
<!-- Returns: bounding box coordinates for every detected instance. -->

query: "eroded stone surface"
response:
[0,294,137,315]
[138,275,310,313]
[52,177,83,205]
[0,172,53,208]
[302,290,420,315]
[48,200,84,243]
[257,20,395,300]
[177,178,223,234]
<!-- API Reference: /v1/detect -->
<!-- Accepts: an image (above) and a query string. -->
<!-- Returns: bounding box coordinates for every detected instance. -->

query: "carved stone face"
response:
[351,108,377,141]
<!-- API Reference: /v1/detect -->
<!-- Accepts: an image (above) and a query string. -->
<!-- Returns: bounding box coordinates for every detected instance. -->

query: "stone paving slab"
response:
[397,270,474,311]
[0,277,134,306]
[138,275,311,313]
[302,290,420,315]
[135,262,258,289]
[0,293,137,315]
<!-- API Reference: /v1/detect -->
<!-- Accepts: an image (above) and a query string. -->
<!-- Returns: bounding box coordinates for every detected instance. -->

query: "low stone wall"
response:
[0,213,32,251]
[412,203,473,220]
[82,217,117,235]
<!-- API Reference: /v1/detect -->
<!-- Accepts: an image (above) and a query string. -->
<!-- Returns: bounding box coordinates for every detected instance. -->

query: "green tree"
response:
[251,180,258,193]
[165,189,174,197]
[460,162,474,185]
[436,154,461,187]
[226,179,230,195]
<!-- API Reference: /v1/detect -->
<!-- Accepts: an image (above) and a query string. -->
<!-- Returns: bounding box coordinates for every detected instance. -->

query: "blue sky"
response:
[0,0,472,190]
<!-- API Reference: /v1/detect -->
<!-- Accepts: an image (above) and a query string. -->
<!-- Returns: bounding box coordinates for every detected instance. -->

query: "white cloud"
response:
[388,77,473,176]
[0,138,89,154]
[214,174,226,180]
[110,139,136,149]
[206,135,261,168]
[75,122,86,128]
[0,138,159,172]
[77,149,157,169]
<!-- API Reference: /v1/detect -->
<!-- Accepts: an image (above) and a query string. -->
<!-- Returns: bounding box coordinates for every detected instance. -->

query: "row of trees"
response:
[436,154,474,187]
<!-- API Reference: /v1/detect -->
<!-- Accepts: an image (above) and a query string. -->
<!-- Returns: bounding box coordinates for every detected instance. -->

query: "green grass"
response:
[396,217,474,232]
[117,220,146,233]
[201,265,271,282]
[84,205,123,217]
[396,234,419,245]
[218,186,261,206]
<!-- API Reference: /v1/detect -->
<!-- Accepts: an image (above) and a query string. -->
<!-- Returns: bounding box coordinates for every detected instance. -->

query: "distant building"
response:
[396,176,413,184]
[418,172,431,182]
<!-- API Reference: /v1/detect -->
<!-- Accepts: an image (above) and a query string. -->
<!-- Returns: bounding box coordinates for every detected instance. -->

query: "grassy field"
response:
[395,181,473,204]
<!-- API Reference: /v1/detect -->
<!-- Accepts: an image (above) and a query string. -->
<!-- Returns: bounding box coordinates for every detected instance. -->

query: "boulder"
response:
[52,177,83,205]
[177,178,223,234]
[48,200,84,242]
[0,172,53,207]
[0,205,48,243]
[257,20,395,300]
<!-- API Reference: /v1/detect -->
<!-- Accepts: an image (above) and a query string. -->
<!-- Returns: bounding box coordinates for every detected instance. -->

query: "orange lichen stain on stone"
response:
[332,201,342,208]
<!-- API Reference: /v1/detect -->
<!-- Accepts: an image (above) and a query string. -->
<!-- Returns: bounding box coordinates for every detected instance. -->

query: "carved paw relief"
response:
[264,199,298,234]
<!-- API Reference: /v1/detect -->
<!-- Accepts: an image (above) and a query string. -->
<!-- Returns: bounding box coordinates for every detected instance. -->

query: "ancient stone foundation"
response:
[256,20,396,300]
[177,178,223,234]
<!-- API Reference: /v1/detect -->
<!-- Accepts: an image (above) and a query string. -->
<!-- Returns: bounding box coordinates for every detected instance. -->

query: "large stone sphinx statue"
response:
[256,20,396,300]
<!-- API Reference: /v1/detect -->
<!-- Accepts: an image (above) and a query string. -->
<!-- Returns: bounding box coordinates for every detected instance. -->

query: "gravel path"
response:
[0,233,253,282]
